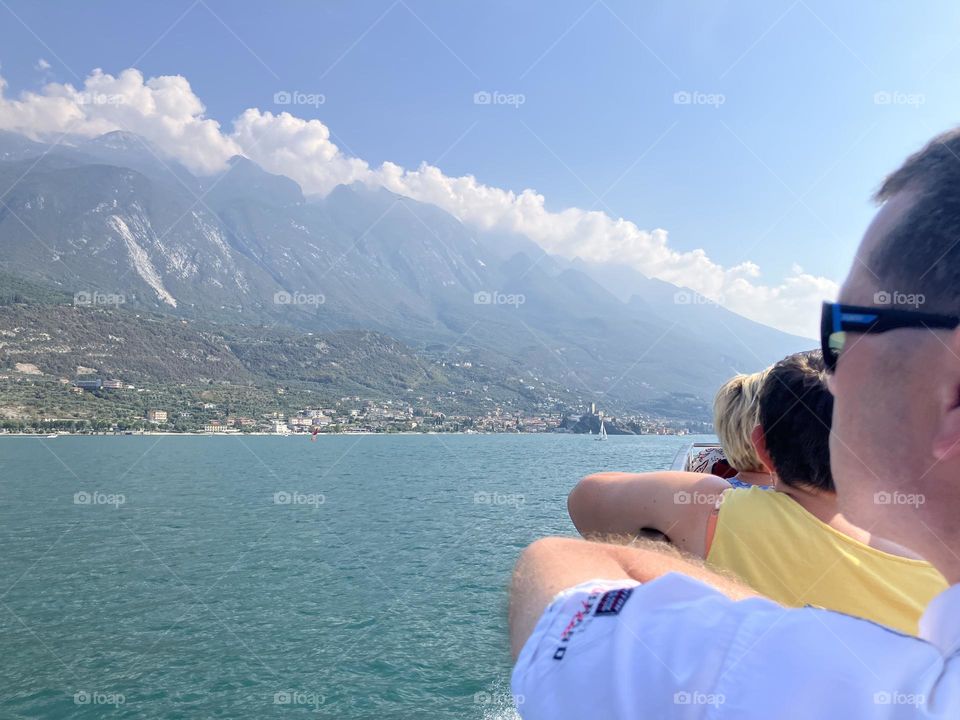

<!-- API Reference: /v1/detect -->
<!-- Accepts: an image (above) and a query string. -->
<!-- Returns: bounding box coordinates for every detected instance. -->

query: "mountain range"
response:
[0,129,812,416]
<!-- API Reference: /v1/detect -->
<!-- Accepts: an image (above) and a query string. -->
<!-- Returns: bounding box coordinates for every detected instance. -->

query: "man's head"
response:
[832,128,960,567]
[752,350,833,492]
[713,371,769,473]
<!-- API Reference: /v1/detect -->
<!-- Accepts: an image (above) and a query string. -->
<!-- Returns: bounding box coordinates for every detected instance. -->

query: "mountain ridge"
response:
[0,130,813,414]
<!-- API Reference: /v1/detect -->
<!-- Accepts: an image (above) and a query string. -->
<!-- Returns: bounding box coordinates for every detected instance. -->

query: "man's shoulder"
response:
[513,573,948,719]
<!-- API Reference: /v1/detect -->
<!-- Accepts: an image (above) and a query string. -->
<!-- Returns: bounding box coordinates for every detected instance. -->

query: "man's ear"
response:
[751,424,774,473]
[932,329,960,461]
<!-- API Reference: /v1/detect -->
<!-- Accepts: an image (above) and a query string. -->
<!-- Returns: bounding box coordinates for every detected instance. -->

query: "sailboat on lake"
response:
[596,420,608,441]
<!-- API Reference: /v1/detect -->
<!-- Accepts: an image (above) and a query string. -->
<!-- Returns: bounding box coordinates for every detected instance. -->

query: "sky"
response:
[2,0,960,338]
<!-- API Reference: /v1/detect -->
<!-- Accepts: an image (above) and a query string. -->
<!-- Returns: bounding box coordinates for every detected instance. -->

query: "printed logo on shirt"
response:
[595,588,633,616]
[552,590,601,661]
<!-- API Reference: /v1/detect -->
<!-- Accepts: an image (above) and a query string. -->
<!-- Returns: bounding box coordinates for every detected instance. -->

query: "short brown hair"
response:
[758,350,834,492]
[713,371,768,473]
[871,128,960,315]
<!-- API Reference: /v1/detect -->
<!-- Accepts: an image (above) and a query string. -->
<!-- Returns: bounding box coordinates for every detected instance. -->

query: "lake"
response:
[0,433,705,719]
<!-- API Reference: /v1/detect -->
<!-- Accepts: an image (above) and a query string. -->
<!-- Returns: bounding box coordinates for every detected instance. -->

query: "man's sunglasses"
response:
[820,302,960,372]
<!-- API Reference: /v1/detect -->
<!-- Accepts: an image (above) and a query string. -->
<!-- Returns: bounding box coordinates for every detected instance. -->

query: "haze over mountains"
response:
[0,129,811,415]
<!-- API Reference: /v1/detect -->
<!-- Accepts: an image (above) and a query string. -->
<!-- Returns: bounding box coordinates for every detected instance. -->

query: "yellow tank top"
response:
[705,487,948,635]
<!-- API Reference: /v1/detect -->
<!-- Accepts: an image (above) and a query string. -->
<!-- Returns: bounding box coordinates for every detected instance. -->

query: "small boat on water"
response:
[596,420,608,441]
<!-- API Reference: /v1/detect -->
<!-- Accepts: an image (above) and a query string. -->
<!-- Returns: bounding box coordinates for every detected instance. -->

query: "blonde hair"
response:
[713,370,769,472]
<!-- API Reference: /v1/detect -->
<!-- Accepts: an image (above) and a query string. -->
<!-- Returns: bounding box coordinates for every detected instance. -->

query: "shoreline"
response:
[0,430,693,438]
[0,430,535,437]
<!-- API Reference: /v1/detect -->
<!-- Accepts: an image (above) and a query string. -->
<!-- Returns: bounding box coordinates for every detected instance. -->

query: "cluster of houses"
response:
[135,398,698,435]
[67,375,696,435]
[73,378,136,392]
[137,400,573,435]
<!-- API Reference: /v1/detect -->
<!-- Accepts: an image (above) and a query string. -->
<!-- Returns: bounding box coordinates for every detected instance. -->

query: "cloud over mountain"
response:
[0,66,836,337]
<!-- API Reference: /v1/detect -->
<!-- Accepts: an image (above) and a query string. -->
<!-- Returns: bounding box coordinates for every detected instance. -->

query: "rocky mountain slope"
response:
[0,130,813,413]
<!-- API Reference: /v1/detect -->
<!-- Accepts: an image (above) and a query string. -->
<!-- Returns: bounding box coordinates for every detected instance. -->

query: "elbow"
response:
[510,536,584,659]
[567,472,617,535]
[516,536,571,571]
[512,536,589,599]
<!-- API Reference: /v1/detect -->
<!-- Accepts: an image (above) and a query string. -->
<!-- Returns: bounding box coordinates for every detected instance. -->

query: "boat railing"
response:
[669,441,722,471]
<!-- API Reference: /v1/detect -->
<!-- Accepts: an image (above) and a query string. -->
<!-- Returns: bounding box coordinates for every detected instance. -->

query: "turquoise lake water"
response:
[0,433,706,719]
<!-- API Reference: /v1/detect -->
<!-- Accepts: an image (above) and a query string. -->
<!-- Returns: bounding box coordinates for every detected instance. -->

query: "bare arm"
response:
[509,536,758,659]
[567,471,730,555]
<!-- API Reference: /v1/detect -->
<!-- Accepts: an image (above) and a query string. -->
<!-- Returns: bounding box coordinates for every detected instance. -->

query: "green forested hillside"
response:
[0,303,596,428]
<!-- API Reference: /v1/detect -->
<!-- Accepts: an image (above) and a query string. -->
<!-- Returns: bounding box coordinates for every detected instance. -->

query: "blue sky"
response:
[2,0,960,334]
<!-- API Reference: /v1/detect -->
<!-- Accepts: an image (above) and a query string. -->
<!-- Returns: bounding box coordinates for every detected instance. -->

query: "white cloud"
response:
[0,68,239,174]
[34,58,51,72]
[372,161,837,337]
[232,109,372,195]
[0,66,837,337]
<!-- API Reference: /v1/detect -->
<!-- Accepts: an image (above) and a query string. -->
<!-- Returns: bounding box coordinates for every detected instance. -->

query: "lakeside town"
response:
[0,373,707,436]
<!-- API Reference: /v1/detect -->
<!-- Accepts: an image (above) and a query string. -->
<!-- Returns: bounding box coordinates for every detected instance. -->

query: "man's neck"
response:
[933,560,960,586]
[780,485,930,561]
[907,523,960,584]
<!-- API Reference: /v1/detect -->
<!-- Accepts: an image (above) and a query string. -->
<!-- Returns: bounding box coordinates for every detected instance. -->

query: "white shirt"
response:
[512,573,960,719]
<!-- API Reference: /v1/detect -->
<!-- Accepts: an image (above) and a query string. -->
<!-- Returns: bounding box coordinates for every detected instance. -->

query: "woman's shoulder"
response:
[718,486,801,525]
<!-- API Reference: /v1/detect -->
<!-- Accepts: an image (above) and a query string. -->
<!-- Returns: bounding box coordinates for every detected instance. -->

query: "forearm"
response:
[509,536,757,659]
[568,472,725,555]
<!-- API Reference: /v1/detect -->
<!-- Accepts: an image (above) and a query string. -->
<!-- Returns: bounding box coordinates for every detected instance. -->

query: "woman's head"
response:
[713,370,770,473]
[756,350,834,492]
